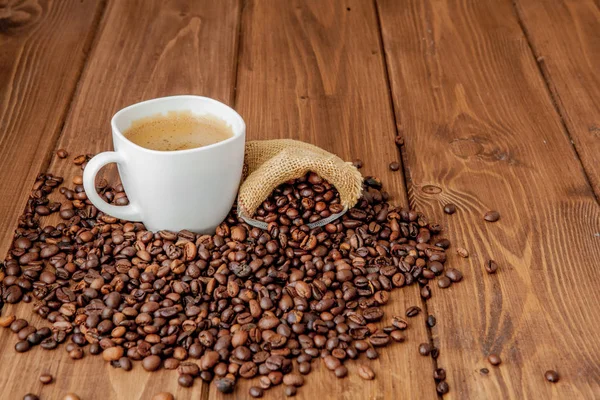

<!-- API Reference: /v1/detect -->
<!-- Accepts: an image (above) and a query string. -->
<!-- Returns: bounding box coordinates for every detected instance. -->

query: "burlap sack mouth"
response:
[237,139,363,228]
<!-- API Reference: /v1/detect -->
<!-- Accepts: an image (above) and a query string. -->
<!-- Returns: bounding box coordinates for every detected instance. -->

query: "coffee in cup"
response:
[122,110,234,151]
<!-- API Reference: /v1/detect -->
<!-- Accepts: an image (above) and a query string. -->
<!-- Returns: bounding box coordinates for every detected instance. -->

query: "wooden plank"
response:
[0,0,104,257]
[209,1,437,399]
[514,0,600,198]
[377,0,600,398]
[0,0,240,399]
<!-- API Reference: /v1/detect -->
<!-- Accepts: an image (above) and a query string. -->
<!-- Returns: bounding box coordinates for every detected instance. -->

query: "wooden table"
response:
[1,0,599,399]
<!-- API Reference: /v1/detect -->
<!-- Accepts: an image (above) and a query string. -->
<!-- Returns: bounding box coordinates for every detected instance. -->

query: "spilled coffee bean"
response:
[488,354,501,366]
[0,172,462,397]
[443,204,456,215]
[358,365,375,380]
[406,306,421,318]
[437,381,450,395]
[485,260,498,274]
[545,370,559,383]
[484,210,500,222]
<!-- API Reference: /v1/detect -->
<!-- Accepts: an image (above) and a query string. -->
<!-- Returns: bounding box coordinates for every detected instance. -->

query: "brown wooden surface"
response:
[0,0,104,257]
[377,0,600,399]
[1,0,600,399]
[0,0,240,399]
[212,1,436,399]
[514,0,600,198]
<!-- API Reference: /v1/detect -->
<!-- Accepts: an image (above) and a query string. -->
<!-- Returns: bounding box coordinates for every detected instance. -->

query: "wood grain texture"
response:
[0,0,104,257]
[513,0,600,198]
[209,1,437,399]
[377,0,600,398]
[0,0,240,399]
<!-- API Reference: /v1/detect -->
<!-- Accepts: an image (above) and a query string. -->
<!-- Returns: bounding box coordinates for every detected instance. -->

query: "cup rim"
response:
[111,95,246,155]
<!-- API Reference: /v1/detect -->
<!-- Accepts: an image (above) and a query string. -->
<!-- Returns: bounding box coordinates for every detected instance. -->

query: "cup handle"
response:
[83,151,142,221]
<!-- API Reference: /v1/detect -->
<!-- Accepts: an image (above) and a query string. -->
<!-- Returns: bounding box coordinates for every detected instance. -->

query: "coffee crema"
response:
[123,110,233,151]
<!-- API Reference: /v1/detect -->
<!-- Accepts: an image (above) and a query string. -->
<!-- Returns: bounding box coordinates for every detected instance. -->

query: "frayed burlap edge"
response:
[237,139,363,218]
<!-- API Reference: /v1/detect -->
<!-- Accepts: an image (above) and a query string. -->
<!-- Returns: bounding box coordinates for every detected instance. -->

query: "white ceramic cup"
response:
[83,95,246,233]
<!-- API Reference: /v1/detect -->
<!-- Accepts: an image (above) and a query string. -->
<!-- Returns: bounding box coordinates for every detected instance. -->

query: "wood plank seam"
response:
[231,0,246,105]
[372,1,442,398]
[0,0,108,258]
[43,0,110,162]
[511,0,600,205]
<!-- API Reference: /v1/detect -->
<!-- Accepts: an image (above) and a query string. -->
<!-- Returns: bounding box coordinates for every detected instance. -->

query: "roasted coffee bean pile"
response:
[251,172,343,226]
[1,170,459,398]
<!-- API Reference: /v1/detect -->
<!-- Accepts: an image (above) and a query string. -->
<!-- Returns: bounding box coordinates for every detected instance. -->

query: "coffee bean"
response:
[56,149,69,159]
[434,368,446,381]
[215,377,235,393]
[177,362,200,377]
[406,306,421,318]
[445,268,463,282]
[323,355,341,371]
[334,365,348,378]
[142,355,161,371]
[178,374,194,387]
[4,285,23,303]
[484,210,500,222]
[103,346,124,361]
[437,276,452,288]
[268,371,283,385]
[283,373,304,387]
[164,358,179,370]
[352,159,363,169]
[2,173,463,394]
[249,386,264,398]
[89,343,101,355]
[151,393,174,400]
[23,394,39,400]
[15,340,30,352]
[544,370,559,383]
[258,375,271,390]
[201,351,220,370]
[69,347,84,360]
[488,354,501,366]
[418,343,432,356]
[73,155,86,165]
[368,332,390,347]
[427,315,436,327]
[366,347,378,360]
[63,394,80,400]
[395,136,404,146]
[392,316,408,330]
[66,343,78,353]
[239,361,258,378]
[443,204,456,214]
[485,260,498,274]
[456,247,469,258]
[119,357,133,371]
[420,285,432,299]
[17,325,37,340]
[436,381,450,395]
[0,314,16,327]
[480,368,489,375]
[40,373,53,384]
[390,331,405,342]
[284,385,297,397]
[357,364,375,380]
[40,338,58,350]
[389,162,400,171]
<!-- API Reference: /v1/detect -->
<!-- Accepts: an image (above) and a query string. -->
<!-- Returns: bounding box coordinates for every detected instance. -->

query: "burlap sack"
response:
[237,139,363,227]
